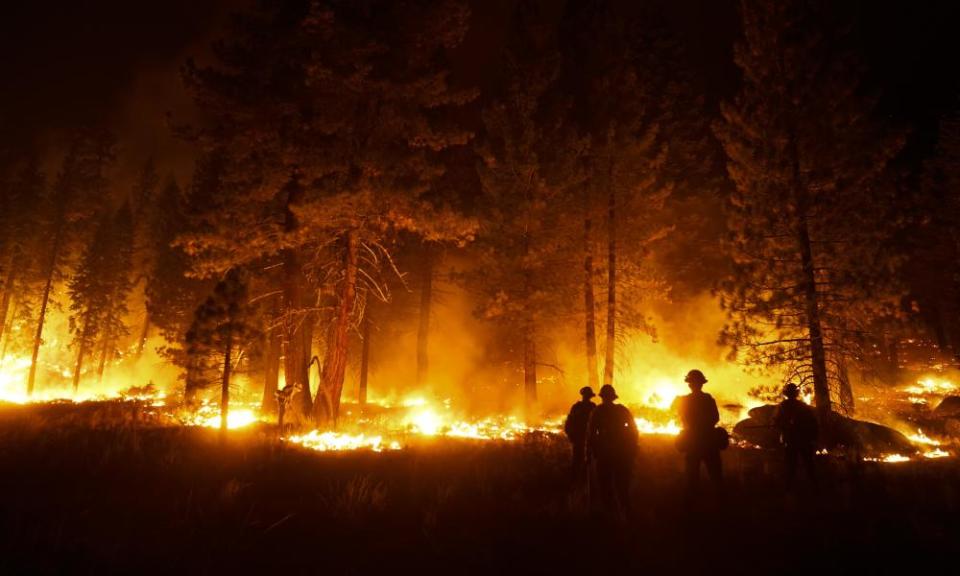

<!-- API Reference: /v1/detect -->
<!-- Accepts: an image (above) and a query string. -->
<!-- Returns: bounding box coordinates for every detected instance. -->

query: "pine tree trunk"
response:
[416,246,433,387]
[221,333,233,433]
[520,199,537,413]
[136,314,150,357]
[523,319,537,412]
[282,247,313,418]
[96,336,110,384]
[359,311,371,406]
[72,339,87,394]
[28,225,64,397]
[603,175,616,388]
[583,187,599,390]
[281,178,313,418]
[0,294,17,366]
[316,230,359,426]
[261,328,280,414]
[798,215,832,422]
[0,261,16,345]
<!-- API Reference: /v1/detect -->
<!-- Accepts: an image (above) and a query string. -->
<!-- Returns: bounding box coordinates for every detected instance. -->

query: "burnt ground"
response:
[0,402,957,575]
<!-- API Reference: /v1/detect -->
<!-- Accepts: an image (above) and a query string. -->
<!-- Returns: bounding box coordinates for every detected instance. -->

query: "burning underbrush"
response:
[1,381,955,464]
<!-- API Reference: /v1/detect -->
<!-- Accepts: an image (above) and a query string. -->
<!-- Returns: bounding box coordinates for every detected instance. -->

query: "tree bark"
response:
[798,214,832,421]
[582,186,599,390]
[416,245,433,387]
[136,314,150,357]
[28,225,65,397]
[96,336,109,384]
[0,259,16,345]
[261,328,281,414]
[281,247,313,418]
[523,320,537,411]
[0,294,17,366]
[603,172,616,388]
[220,333,233,433]
[72,339,87,394]
[359,310,371,406]
[316,230,359,425]
[281,178,313,418]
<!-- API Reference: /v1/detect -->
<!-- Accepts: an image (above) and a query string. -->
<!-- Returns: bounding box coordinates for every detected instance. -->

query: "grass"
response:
[0,401,957,575]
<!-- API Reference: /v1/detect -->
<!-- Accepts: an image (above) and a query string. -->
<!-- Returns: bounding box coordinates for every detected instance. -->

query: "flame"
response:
[287,430,400,452]
[634,417,681,435]
[865,453,911,463]
[407,406,443,435]
[903,377,957,396]
[906,429,940,447]
[923,448,950,459]
[193,408,259,430]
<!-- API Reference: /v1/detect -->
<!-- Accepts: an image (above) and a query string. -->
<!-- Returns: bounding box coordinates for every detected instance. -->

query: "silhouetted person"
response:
[564,386,596,483]
[673,369,722,497]
[586,384,639,518]
[774,383,818,488]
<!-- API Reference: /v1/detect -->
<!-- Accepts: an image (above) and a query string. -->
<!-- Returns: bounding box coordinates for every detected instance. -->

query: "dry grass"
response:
[0,401,957,575]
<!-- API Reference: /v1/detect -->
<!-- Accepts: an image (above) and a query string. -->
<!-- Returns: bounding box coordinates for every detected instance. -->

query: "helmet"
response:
[599,384,618,400]
[684,369,707,386]
[579,386,596,399]
[783,383,800,398]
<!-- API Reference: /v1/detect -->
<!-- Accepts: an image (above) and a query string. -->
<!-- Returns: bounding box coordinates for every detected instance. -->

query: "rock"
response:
[934,396,960,417]
[834,417,914,454]
[733,417,779,449]
[733,404,914,453]
[747,404,776,425]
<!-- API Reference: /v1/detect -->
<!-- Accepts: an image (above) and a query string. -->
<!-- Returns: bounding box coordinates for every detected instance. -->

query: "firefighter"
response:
[773,383,819,488]
[673,369,723,495]
[564,386,597,483]
[585,384,639,517]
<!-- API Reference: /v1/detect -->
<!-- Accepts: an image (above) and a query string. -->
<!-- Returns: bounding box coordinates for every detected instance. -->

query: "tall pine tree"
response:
[715,0,904,421]
[67,204,134,391]
[181,0,475,426]
[27,128,115,396]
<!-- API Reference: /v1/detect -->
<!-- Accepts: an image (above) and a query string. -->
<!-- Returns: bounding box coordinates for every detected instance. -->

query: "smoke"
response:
[341,280,772,424]
[549,292,775,422]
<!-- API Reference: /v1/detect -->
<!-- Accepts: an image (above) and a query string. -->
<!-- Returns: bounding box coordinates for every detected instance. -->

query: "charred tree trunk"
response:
[582,186,599,390]
[281,249,313,417]
[0,260,16,345]
[96,335,110,384]
[416,246,433,387]
[261,328,281,414]
[281,179,313,419]
[72,338,87,394]
[0,294,17,365]
[316,230,359,426]
[798,214,832,422]
[523,319,537,411]
[136,314,150,357]
[520,191,538,414]
[359,310,371,407]
[28,225,65,397]
[603,175,616,388]
[220,333,233,433]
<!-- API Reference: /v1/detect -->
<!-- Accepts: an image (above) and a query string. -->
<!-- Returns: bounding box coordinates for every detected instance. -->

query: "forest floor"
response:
[0,401,957,575]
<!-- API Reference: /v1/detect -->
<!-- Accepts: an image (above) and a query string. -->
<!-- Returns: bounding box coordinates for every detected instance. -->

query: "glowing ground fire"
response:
[1,339,956,462]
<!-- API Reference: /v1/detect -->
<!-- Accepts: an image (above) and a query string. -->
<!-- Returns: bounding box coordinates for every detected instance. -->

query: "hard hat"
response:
[783,383,800,398]
[684,369,707,385]
[579,386,596,398]
[599,384,618,400]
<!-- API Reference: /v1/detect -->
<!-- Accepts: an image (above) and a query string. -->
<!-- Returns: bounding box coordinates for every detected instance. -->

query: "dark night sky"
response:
[1,0,957,180]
